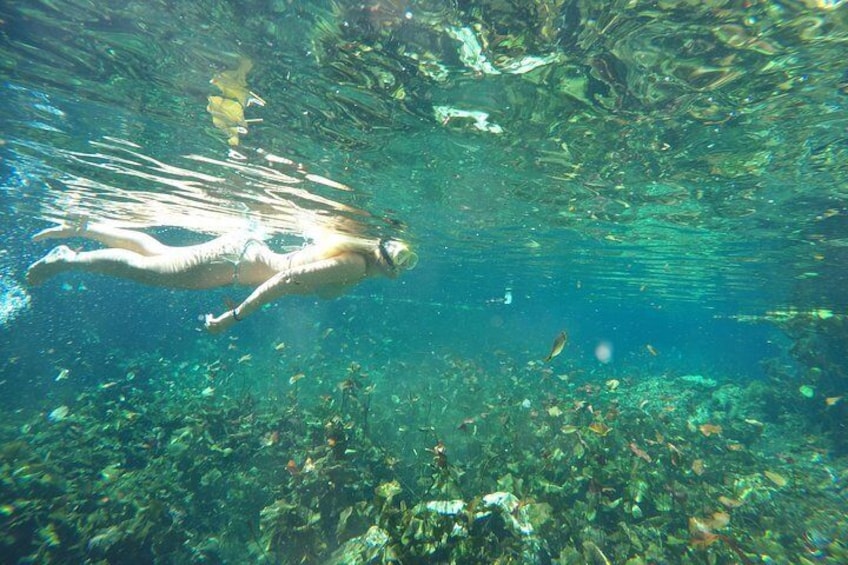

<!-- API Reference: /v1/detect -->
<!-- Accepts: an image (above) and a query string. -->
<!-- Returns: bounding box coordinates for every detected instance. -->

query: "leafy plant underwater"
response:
[1,342,847,564]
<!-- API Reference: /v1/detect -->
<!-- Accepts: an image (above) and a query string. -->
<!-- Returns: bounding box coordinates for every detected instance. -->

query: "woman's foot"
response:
[32,217,89,242]
[26,245,76,286]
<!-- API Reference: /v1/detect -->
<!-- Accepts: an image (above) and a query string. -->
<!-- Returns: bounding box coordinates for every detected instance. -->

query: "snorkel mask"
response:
[379,239,418,272]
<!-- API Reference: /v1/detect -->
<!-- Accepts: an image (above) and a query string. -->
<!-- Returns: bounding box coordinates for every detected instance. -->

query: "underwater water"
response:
[2,0,848,563]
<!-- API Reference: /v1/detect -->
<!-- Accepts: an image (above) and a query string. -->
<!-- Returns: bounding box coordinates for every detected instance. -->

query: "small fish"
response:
[764,470,788,487]
[587,421,611,436]
[54,368,69,382]
[544,330,568,362]
[274,341,287,352]
[289,373,306,385]
[261,430,279,447]
[718,496,744,509]
[628,441,652,463]
[48,405,70,422]
[646,344,658,356]
[699,423,722,437]
[237,354,252,364]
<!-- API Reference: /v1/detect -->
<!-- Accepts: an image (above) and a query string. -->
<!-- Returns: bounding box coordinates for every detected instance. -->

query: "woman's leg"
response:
[26,244,236,289]
[33,222,172,256]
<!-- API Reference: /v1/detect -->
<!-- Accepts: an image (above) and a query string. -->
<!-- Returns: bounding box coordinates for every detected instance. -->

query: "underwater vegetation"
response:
[1,326,847,564]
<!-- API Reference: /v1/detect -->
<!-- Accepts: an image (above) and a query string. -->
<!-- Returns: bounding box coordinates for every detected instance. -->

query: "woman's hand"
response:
[204,311,236,334]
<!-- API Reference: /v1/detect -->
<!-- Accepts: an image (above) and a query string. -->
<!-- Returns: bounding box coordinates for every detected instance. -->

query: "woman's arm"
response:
[204,252,368,333]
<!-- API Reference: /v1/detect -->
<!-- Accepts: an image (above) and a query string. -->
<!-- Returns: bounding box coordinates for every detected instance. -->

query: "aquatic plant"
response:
[1,346,847,563]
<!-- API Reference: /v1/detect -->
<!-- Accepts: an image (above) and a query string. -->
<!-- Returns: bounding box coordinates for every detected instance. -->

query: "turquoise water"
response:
[2,1,847,563]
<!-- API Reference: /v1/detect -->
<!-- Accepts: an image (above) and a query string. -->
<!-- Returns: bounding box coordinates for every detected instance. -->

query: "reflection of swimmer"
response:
[27,223,417,334]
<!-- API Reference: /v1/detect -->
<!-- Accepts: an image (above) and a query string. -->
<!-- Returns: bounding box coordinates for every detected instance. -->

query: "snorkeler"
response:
[26,222,418,334]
